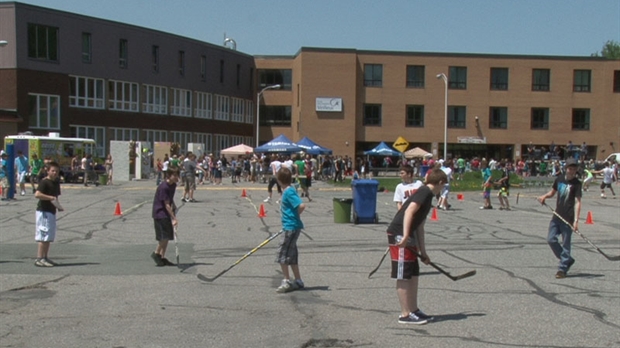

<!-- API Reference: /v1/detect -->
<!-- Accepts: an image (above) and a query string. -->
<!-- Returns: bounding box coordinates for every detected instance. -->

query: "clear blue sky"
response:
[16,0,620,57]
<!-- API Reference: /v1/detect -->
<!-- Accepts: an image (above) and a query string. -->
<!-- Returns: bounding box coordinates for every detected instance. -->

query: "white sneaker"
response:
[276,279,298,293]
[21,190,25,196]
[263,197,271,203]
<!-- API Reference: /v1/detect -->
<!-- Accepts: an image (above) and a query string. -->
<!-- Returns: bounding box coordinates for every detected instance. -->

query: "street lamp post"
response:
[437,73,448,161]
[256,84,281,148]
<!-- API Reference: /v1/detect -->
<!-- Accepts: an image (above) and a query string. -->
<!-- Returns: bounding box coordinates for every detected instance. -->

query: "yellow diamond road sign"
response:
[393,136,409,153]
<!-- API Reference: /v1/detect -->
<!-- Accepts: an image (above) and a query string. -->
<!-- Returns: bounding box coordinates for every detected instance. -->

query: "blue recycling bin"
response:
[420,165,430,178]
[351,179,379,224]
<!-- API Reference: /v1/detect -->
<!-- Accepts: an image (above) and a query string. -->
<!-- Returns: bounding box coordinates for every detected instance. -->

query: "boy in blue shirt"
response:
[274,166,306,293]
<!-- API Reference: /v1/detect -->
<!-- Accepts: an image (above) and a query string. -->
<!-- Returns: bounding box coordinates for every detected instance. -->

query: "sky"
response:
[14,0,620,57]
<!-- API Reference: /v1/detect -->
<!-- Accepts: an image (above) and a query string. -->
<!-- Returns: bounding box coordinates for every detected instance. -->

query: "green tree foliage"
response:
[591,40,620,59]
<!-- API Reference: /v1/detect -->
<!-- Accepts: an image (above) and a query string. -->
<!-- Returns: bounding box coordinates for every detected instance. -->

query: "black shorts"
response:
[267,177,282,193]
[387,234,420,279]
[154,218,174,241]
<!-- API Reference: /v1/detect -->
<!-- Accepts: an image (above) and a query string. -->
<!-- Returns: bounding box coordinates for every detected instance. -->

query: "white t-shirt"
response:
[602,167,615,184]
[270,160,282,174]
[393,180,424,204]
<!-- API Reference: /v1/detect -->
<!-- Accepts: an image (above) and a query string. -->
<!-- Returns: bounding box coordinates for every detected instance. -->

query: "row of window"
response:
[68,76,254,122]
[28,23,254,87]
[365,64,620,93]
[364,104,591,131]
[71,125,253,158]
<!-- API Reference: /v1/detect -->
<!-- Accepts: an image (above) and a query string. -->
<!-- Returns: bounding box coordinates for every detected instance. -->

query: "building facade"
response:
[1,2,619,162]
[256,48,620,161]
[0,2,256,156]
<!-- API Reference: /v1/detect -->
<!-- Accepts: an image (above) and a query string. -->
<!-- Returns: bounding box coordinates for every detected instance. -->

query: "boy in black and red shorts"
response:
[386,169,447,325]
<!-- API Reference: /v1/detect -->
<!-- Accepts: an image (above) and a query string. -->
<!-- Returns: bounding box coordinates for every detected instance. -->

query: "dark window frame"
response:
[364,64,383,87]
[571,108,590,130]
[532,69,550,91]
[27,23,59,61]
[258,69,292,90]
[489,107,508,129]
[119,39,128,69]
[363,104,382,126]
[406,65,425,88]
[531,108,549,130]
[405,105,424,127]
[614,70,620,93]
[573,70,591,92]
[448,66,467,89]
[490,68,508,90]
[152,45,159,73]
[447,105,466,128]
[258,105,292,126]
[178,51,185,76]
[81,32,91,63]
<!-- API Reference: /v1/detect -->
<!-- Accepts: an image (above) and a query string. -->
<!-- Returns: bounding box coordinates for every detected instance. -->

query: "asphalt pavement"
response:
[0,178,619,348]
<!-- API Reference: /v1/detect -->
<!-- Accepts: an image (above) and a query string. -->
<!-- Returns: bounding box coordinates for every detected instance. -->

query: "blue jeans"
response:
[547,218,573,271]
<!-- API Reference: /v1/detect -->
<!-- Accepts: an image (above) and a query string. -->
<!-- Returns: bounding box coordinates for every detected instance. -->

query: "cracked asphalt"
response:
[1,179,619,348]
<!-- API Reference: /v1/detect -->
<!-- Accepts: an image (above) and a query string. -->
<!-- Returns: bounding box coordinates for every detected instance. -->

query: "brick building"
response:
[1,2,619,161]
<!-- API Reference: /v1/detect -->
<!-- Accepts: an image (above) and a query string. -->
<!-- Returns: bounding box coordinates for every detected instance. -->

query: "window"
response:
[70,125,105,157]
[532,69,550,91]
[144,129,168,143]
[214,95,230,121]
[172,131,192,150]
[152,45,159,72]
[27,23,58,61]
[194,133,213,154]
[405,105,424,127]
[531,108,549,129]
[231,135,244,146]
[258,69,292,90]
[573,70,591,92]
[220,60,224,83]
[82,32,92,63]
[258,106,292,126]
[143,84,168,114]
[364,64,383,87]
[119,39,128,69]
[406,65,425,88]
[489,107,507,129]
[110,127,139,141]
[363,104,382,126]
[231,97,245,123]
[70,76,105,109]
[447,106,466,128]
[195,92,212,119]
[490,68,508,90]
[108,80,139,111]
[28,94,60,129]
[200,55,207,81]
[214,134,229,154]
[614,71,620,93]
[245,100,254,124]
[178,51,185,76]
[171,88,192,116]
[572,109,590,130]
[448,66,467,89]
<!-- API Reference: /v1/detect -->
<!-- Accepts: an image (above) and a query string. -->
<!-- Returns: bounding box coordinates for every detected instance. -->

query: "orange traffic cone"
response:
[585,211,594,224]
[384,189,389,193]
[258,204,266,218]
[457,193,464,201]
[430,207,438,221]
[114,202,122,216]
[241,189,247,198]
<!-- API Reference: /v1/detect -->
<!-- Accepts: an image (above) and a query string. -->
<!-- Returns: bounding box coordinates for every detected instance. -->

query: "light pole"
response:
[256,84,281,147]
[436,73,448,161]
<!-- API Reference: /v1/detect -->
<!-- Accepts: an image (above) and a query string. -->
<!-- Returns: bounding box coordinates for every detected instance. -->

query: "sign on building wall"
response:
[316,98,342,112]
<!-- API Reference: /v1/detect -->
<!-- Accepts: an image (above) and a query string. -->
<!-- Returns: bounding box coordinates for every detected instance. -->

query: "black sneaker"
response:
[398,312,427,325]
[151,252,164,266]
[413,309,434,322]
[161,258,175,266]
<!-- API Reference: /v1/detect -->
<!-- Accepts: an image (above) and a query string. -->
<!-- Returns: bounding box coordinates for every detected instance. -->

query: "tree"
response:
[591,40,620,59]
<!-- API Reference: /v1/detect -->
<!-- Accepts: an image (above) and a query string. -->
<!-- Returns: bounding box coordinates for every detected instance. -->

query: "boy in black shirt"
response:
[386,169,447,325]
[34,161,64,267]
[537,158,582,279]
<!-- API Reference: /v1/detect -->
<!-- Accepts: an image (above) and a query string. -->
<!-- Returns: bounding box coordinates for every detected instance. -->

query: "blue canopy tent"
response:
[254,134,303,153]
[363,142,402,156]
[296,136,332,155]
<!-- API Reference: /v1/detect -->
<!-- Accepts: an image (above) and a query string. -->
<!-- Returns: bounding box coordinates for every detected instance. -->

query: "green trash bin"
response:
[333,198,353,223]
[98,174,108,185]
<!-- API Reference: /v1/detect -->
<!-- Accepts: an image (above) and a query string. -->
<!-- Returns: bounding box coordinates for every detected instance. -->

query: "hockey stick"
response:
[414,251,477,281]
[542,202,620,261]
[173,224,180,269]
[197,230,285,282]
[368,247,389,279]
